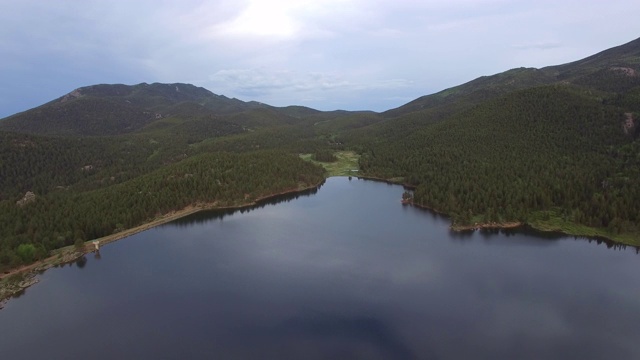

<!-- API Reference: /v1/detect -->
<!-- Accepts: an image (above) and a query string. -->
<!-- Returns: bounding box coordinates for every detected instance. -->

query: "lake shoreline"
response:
[401,199,521,232]
[449,222,523,231]
[356,175,637,246]
[0,180,325,306]
[3,174,635,307]
[357,176,526,232]
[3,175,639,358]
[404,198,637,247]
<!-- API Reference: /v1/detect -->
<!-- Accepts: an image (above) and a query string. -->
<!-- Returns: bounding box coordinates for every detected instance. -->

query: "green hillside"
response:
[356,85,639,240]
[380,38,640,127]
[0,151,324,270]
[0,82,272,136]
[1,37,640,272]
[340,37,640,244]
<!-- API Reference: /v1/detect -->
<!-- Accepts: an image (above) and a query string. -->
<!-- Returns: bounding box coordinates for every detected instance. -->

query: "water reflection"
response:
[272,313,415,360]
[169,177,637,253]
[0,177,638,360]
[170,185,321,227]
[75,256,87,269]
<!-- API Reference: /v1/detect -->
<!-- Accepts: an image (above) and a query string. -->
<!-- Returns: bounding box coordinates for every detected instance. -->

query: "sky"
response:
[1,0,640,117]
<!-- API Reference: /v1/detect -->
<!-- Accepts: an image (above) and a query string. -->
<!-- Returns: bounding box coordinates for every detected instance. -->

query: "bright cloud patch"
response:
[217,1,298,38]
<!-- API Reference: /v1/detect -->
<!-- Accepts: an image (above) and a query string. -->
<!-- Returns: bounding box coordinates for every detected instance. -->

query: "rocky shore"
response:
[450,221,523,231]
[0,250,85,309]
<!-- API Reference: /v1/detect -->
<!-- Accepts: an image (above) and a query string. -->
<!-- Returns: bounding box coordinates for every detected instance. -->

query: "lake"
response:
[1,177,639,359]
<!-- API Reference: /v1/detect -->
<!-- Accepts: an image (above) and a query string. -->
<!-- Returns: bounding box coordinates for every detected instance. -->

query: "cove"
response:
[0,177,639,360]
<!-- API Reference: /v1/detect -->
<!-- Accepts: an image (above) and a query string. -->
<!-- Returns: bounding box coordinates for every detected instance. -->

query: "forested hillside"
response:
[0,83,337,272]
[0,151,324,271]
[1,37,640,272]
[0,83,269,136]
[353,86,639,238]
[335,38,640,243]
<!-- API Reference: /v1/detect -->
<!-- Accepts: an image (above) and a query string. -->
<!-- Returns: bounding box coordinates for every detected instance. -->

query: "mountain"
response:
[383,67,556,119]
[2,37,640,274]
[0,82,274,136]
[548,37,640,80]
[384,37,640,119]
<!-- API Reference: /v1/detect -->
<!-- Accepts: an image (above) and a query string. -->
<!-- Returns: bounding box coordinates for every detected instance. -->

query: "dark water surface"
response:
[1,177,639,359]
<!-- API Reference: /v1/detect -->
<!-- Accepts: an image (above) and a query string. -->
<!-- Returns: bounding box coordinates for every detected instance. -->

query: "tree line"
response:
[0,150,325,272]
[347,85,640,238]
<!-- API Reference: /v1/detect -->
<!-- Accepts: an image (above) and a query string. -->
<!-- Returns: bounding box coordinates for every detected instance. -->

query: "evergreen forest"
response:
[2,37,640,272]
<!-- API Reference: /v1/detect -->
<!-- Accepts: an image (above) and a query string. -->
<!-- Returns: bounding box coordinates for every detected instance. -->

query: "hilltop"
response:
[0,82,321,136]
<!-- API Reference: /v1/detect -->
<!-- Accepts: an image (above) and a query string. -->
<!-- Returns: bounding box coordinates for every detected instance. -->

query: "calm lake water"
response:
[1,177,639,359]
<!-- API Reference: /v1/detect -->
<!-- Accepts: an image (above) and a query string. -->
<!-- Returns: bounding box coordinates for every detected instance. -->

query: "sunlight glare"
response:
[222,0,299,38]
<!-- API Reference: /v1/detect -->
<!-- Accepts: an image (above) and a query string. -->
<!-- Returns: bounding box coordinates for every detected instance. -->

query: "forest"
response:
[0,150,324,271]
[1,38,640,272]
[349,85,640,238]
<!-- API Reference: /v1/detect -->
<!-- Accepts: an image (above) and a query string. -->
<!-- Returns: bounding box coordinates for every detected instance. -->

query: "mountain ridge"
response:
[3,36,639,137]
[383,36,640,118]
[0,82,287,136]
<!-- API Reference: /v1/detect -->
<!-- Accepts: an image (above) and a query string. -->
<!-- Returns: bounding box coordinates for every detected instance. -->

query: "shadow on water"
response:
[75,256,88,269]
[403,200,449,222]
[405,203,640,253]
[517,224,637,252]
[357,176,401,186]
[447,222,638,252]
[168,185,321,228]
[261,312,418,360]
[446,227,561,248]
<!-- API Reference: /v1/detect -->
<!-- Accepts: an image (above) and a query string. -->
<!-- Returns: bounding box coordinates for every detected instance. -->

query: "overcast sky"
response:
[1,0,639,117]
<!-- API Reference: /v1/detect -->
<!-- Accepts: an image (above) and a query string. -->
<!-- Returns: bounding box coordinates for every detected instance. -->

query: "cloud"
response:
[512,41,563,50]
[213,1,300,38]
[195,0,358,42]
[208,68,411,97]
